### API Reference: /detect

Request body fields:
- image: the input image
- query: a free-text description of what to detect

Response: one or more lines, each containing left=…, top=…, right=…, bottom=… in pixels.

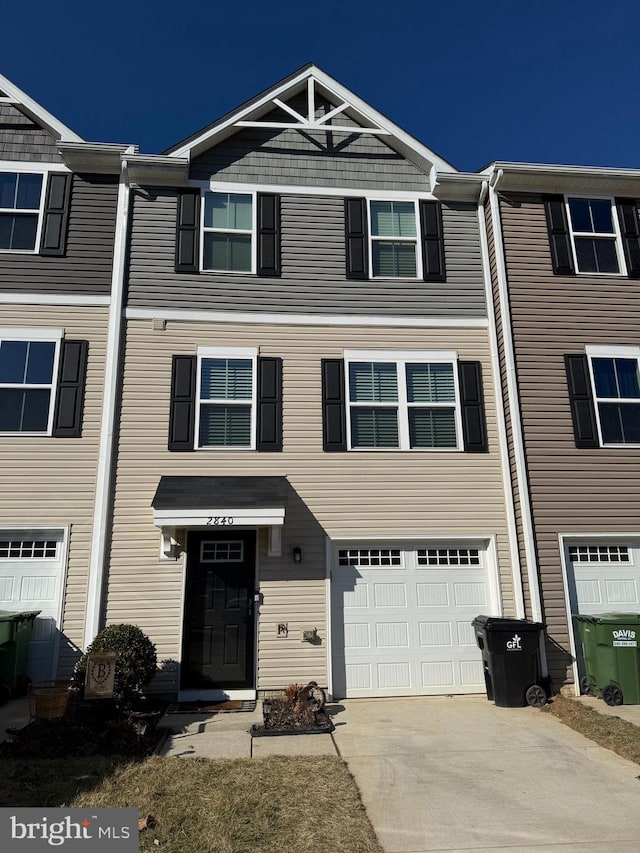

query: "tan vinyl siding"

left=499, top=192, right=640, bottom=686
left=0, top=304, right=109, bottom=676
left=108, top=319, right=515, bottom=693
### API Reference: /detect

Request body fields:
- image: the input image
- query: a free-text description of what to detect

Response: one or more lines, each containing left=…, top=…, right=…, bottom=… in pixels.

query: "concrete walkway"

left=331, top=695, right=640, bottom=853
left=0, top=696, right=29, bottom=741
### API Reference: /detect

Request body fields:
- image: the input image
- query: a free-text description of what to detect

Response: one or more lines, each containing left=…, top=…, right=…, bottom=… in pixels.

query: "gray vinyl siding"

left=499, top=191, right=640, bottom=688
left=0, top=104, right=62, bottom=162
left=127, top=191, right=486, bottom=317
left=0, top=174, right=118, bottom=296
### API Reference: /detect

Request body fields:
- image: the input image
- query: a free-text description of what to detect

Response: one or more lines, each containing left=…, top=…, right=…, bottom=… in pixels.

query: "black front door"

left=181, top=530, right=256, bottom=690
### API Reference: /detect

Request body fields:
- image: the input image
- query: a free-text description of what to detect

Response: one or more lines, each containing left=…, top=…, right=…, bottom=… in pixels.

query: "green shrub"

left=74, top=624, right=157, bottom=704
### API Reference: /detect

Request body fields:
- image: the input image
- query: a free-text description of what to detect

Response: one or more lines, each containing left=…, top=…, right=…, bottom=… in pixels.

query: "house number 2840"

left=206, top=517, right=234, bottom=526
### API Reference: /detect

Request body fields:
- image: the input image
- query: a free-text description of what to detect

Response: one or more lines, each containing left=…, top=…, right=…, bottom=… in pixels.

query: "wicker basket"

left=28, top=680, right=71, bottom=720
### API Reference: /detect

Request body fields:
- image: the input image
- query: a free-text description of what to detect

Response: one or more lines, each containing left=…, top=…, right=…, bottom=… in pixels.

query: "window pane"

left=620, top=404, right=640, bottom=443
left=15, top=174, right=42, bottom=210
left=204, top=193, right=252, bottom=230
left=594, top=239, right=619, bottom=273
left=370, top=201, right=416, bottom=237
left=593, top=358, right=617, bottom=397
left=0, top=388, right=50, bottom=431
left=406, top=363, right=455, bottom=403
left=6, top=215, right=38, bottom=250
left=372, top=242, right=417, bottom=277
left=25, top=342, right=55, bottom=384
left=569, top=198, right=591, bottom=232
left=0, top=173, right=17, bottom=208
left=350, top=407, right=399, bottom=447
left=199, top=404, right=251, bottom=447
left=615, top=358, right=640, bottom=398
left=599, top=403, right=640, bottom=444
left=409, top=408, right=457, bottom=448
left=590, top=199, right=614, bottom=233
left=200, top=358, right=252, bottom=400
left=0, top=340, right=28, bottom=383
left=349, top=362, right=397, bottom=402
left=203, top=233, right=252, bottom=272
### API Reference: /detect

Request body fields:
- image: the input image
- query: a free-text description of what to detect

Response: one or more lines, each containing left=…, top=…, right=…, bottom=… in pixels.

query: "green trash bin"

left=0, top=610, right=41, bottom=703
left=573, top=613, right=640, bottom=706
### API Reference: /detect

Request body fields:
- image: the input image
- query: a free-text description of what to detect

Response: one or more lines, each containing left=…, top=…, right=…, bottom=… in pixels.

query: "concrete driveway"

left=331, top=695, right=640, bottom=853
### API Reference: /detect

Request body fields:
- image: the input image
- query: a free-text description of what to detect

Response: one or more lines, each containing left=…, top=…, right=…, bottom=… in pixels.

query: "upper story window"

left=345, top=351, right=461, bottom=450
left=0, top=332, right=60, bottom=433
left=202, top=192, right=255, bottom=273
left=567, top=196, right=625, bottom=275
left=369, top=200, right=419, bottom=278
left=196, top=347, right=257, bottom=449
left=0, top=172, right=44, bottom=251
left=588, top=348, right=640, bottom=445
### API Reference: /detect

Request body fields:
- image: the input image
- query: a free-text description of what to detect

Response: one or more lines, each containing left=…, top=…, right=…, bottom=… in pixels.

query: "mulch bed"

left=250, top=698, right=335, bottom=737
left=0, top=695, right=166, bottom=759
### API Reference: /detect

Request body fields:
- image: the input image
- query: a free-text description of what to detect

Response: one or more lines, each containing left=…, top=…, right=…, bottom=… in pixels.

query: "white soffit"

left=0, top=72, right=83, bottom=143
left=488, top=162, right=640, bottom=195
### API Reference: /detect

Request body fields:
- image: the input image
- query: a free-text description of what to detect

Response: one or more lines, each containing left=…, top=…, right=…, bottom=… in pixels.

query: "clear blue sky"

left=3, top=0, right=639, bottom=172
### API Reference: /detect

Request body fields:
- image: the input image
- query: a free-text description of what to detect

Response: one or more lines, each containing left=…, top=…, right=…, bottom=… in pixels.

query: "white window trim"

left=586, top=344, right=640, bottom=448
left=194, top=345, right=258, bottom=450
left=199, top=189, right=257, bottom=275
left=367, top=198, right=422, bottom=280
left=0, top=169, right=47, bottom=255
left=0, top=329, right=63, bottom=436
left=343, top=349, right=462, bottom=452
left=565, top=194, right=627, bottom=277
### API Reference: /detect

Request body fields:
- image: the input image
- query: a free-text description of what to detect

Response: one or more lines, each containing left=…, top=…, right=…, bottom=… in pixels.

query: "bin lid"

left=572, top=612, right=640, bottom=625
left=472, top=615, right=544, bottom=631
left=0, top=610, right=41, bottom=621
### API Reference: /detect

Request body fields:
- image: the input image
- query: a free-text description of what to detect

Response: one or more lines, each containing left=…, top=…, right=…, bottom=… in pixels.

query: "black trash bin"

left=472, top=615, right=547, bottom=708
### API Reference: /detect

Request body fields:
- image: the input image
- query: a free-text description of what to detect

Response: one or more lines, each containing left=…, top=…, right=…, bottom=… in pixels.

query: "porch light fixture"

left=292, top=546, right=302, bottom=563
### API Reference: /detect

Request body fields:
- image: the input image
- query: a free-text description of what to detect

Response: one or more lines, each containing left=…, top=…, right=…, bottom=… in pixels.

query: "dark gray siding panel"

left=0, top=104, right=62, bottom=163
left=127, top=191, right=486, bottom=317
left=0, top=174, right=118, bottom=296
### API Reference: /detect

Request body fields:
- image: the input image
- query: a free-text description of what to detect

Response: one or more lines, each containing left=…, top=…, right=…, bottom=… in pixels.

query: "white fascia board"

left=169, top=65, right=455, bottom=176
left=0, top=73, right=83, bottom=143
left=58, top=142, right=139, bottom=175
left=195, top=179, right=435, bottom=200
left=489, top=161, right=640, bottom=195
left=433, top=172, right=486, bottom=202
left=125, top=153, right=190, bottom=186
left=153, top=508, right=286, bottom=527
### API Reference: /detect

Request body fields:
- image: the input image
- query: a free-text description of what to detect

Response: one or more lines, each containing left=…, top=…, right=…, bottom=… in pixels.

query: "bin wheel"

left=0, top=684, right=11, bottom=707
left=525, top=684, right=547, bottom=708
left=579, top=676, right=594, bottom=696
left=602, top=684, right=623, bottom=707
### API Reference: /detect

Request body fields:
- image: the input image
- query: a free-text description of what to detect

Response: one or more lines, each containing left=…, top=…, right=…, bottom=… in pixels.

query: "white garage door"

left=0, top=530, right=66, bottom=682
left=566, top=543, right=640, bottom=616
left=331, top=542, right=498, bottom=698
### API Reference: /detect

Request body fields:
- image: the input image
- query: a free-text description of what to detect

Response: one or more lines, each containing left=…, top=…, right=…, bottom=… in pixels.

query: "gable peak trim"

left=0, top=72, right=83, bottom=143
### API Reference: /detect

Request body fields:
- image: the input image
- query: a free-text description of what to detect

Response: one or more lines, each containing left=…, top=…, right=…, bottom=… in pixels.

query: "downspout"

left=488, top=171, right=547, bottom=675
left=83, top=151, right=133, bottom=647
left=477, top=180, right=525, bottom=619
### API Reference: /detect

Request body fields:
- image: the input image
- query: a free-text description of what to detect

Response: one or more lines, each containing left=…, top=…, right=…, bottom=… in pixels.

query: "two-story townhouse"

left=0, top=73, right=133, bottom=689
left=91, top=65, right=526, bottom=701
left=486, top=162, right=640, bottom=694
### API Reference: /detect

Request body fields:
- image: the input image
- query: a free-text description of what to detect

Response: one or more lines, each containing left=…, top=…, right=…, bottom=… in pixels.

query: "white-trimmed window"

left=0, top=329, right=61, bottom=434
left=566, top=196, right=626, bottom=275
left=368, top=200, right=420, bottom=279
left=587, top=345, right=640, bottom=446
left=345, top=350, right=461, bottom=450
left=0, top=171, right=44, bottom=252
left=202, top=191, right=255, bottom=273
left=196, top=347, right=257, bottom=449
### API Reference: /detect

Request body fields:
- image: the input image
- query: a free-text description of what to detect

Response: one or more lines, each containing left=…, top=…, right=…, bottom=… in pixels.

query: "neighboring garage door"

left=0, top=530, right=66, bottom=682
left=331, top=542, right=498, bottom=698
left=566, top=543, right=640, bottom=617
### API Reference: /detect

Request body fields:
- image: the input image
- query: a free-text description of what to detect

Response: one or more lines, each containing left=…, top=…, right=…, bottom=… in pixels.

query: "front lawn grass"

left=543, top=694, right=640, bottom=765
left=0, top=755, right=383, bottom=853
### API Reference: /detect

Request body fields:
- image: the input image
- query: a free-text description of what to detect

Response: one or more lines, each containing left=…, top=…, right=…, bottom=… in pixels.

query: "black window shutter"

left=419, top=201, right=446, bottom=282
left=543, top=195, right=575, bottom=275
left=52, top=339, right=88, bottom=438
left=457, top=361, right=488, bottom=452
left=40, top=173, right=72, bottom=256
left=321, top=359, right=347, bottom=451
left=564, top=354, right=599, bottom=448
left=257, top=194, right=281, bottom=277
left=168, top=355, right=196, bottom=451
left=615, top=198, right=640, bottom=278
left=257, top=356, right=283, bottom=451
left=344, top=198, right=368, bottom=279
left=175, top=189, right=200, bottom=273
